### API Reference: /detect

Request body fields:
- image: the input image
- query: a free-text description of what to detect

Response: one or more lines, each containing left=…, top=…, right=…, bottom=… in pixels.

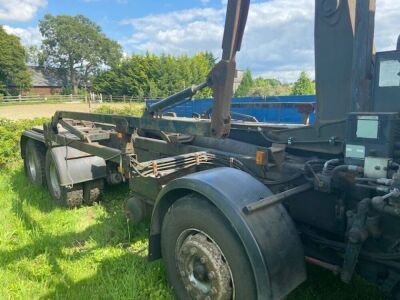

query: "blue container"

left=146, top=95, right=317, bottom=125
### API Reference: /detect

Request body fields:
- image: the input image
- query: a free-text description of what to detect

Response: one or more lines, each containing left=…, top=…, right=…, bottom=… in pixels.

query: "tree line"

left=92, top=52, right=215, bottom=99
left=235, top=69, right=315, bottom=97
left=0, top=14, right=315, bottom=98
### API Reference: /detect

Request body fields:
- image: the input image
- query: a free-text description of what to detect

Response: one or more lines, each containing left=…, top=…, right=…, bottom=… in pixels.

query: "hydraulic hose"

left=332, top=165, right=363, bottom=178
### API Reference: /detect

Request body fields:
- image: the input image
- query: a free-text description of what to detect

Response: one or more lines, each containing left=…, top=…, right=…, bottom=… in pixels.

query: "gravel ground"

left=0, top=102, right=128, bottom=120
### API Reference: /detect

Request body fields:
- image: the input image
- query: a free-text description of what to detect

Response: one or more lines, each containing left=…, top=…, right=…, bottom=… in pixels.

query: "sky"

left=1, top=0, right=400, bottom=82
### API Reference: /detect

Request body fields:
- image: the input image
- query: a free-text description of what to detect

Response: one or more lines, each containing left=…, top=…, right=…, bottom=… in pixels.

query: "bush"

left=94, top=103, right=145, bottom=116
left=0, top=118, right=48, bottom=167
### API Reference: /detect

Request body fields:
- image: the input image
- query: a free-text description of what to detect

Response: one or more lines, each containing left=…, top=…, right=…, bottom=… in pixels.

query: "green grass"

left=94, top=103, right=145, bottom=116
left=0, top=164, right=174, bottom=300
left=0, top=118, right=48, bottom=167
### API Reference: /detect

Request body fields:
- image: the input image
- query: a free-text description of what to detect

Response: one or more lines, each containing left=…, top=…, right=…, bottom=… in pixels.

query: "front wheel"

left=161, top=194, right=257, bottom=300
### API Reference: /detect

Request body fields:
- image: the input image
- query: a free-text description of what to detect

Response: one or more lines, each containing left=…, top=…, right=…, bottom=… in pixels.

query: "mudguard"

left=149, top=167, right=306, bottom=300
left=49, top=146, right=106, bottom=186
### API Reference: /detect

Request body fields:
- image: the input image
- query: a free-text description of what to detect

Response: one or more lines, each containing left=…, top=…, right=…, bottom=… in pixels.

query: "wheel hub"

left=176, top=232, right=233, bottom=300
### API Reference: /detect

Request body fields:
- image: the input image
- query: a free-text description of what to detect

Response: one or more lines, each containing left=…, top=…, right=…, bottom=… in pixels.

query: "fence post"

left=88, top=94, right=92, bottom=113
left=19, top=94, right=22, bottom=102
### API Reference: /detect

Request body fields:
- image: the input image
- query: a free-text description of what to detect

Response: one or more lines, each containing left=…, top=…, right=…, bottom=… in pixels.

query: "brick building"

left=27, top=67, right=64, bottom=95
left=7, top=67, right=65, bottom=96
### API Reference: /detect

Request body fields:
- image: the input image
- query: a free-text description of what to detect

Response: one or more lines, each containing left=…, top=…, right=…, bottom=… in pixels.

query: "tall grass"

left=94, top=103, right=145, bottom=116
left=0, top=118, right=48, bottom=167
left=0, top=165, right=174, bottom=299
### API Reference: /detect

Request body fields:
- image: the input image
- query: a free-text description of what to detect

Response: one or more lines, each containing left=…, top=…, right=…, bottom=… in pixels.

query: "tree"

left=235, top=69, right=253, bottom=97
left=291, top=71, right=315, bottom=95
left=204, top=51, right=216, bottom=68
left=92, top=52, right=214, bottom=98
left=25, top=45, right=45, bottom=66
left=0, top=26, right=31, bottom=95
left=39, top=14, right=122, bottom=94
left=248, top=77, right=292, bottom=96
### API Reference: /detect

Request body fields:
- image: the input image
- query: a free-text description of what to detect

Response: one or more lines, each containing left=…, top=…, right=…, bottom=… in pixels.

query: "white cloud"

left=120, top=7, right=226, bottom=55
left=120, top=0, right=400, bottom=82
left=375, top=0, right=400, bottom=51
left=120, top=1, right=314, bottom=81
left=3, top=25, right=42, bottom=46
left=238, top=0, right=314, bottom=81
left=0, top=0, right=47, bottom=22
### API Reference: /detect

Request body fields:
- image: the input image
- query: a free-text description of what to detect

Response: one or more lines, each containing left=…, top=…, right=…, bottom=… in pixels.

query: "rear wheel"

left=125, top=196, right=148, bottom=224
left=45, top=150, right=83, bottom=208
left=161, top=194, right=257, bottom=300
left=24, top=140, right=46, bottom=186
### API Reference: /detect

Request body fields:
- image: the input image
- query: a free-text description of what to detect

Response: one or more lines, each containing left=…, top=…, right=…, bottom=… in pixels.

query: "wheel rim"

left=175, top=229, right=235, bottom=300
left=49, top=161, right=61, bottom=199
left=27, top=148, right=37, bottom=181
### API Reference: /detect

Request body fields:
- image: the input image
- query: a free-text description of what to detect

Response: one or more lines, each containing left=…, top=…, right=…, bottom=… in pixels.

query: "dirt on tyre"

left=45, top=150, right=83, bottom=208
left=24, top=139, right=46, bottom=186
left=161, top=193, right=257, bottom=300
left=83, top=179, right=104, bottom=205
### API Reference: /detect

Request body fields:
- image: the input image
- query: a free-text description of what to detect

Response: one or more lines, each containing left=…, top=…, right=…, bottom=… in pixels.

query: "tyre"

left=24, top=140, right=46, bottom=186
left=45, top=150, right=83, bottom=208
left=125, top=196, right=152, bottom=224
left=83, top=179, right=104, bottom=205
left=161, top=193, right=257, bottom=300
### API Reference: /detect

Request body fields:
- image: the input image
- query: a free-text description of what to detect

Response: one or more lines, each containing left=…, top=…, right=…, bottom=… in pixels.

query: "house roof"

left=28, top=66, right=64, bottom=87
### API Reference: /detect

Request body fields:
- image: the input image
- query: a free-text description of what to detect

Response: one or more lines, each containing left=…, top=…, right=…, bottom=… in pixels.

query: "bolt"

left=200, top=256, right=207, bottom=264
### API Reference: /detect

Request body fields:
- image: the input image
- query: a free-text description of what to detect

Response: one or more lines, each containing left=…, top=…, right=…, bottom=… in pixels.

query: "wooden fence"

left=0, top=94, right=87, bottom=103
left=0, top=94, right=158, bottom=104
left=97, top=94, right=162, bottom=103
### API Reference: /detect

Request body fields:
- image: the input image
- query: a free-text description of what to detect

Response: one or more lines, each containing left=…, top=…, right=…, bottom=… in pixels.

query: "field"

left=0, top=102, right=143, bottom=120
left=0, top=103, right=388, bottom=299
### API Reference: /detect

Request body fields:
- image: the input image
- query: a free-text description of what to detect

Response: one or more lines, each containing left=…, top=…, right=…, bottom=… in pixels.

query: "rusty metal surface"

left=210, top=0, right=250, bottom=138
